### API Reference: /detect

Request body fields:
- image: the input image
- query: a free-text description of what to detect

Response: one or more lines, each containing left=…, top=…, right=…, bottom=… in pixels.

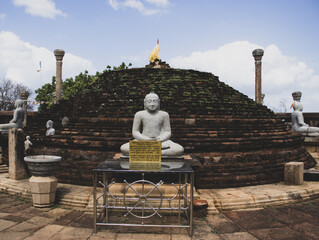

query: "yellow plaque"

left=129, top=141, right=161, bottom=164
left=129, top=162, right=161, bottom=171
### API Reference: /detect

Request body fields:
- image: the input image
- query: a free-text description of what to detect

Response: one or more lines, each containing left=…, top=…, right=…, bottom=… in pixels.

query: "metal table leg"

left=189, top=172, right=194, bottom=236
left=93, top=172, right=97, bottom=233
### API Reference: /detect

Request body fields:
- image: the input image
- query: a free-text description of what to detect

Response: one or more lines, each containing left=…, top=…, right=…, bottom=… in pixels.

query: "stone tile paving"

left=0, top=192, right=319, bottom=240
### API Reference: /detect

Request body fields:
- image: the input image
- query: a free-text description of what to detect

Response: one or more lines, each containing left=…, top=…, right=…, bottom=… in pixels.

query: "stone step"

left=0, top=164, right=9, bottom=173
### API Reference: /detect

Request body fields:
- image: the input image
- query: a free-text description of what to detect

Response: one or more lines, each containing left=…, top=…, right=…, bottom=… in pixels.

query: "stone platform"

left=1, top=191, right=319, bottom=240
left=1, top=171, right=318, bottom=214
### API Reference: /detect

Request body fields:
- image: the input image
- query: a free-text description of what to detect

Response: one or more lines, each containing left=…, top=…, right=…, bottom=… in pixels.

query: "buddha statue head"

left=292, top=101, right=303, bottom=111
left=144, top=92, right=160, bottom=112
left=15, top=99, right=23, bottom=108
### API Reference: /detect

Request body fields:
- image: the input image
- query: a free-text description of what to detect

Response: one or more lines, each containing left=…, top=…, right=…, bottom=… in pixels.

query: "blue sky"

left=0, top=0, right=319, bottom=112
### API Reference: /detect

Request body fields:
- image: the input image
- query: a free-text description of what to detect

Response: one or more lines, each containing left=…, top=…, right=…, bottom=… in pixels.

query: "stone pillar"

left=284, top=162, right=304, bottom=185
left=29, top=176, right=58, bottom=207
left=54, top=49, right=65, bottom=104
left=8, top=128, right=27, bottom=180
left=20, top=90, right=29, bottom=128
left=252, top=49, right=264, bottom=104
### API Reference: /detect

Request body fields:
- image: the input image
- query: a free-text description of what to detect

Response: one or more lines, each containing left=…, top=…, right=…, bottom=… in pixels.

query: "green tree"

left=111, top=62, right=132, bottom=71
left=35, top=63, right=132, bottom=109
left=34, top=77, right=56, bottom=105
left=61, top=70, right=98, bottom=100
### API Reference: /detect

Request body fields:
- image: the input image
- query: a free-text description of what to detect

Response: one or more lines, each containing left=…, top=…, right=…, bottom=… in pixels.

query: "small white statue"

left=0, top=99, right=24, bottom=133
left=62, top=116, right=69, bottom=127
left=46, top=120, right=55, bottom=136
left=24, top=135, right=33, bottom=152
left=120, top=93, right=184, bottom=158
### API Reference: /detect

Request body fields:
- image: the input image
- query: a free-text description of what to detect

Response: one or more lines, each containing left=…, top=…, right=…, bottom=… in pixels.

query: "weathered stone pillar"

left=284, top=162, right=304, bottom=185
left=8, top=128, right=27, bottom=180
left=54, top=49, right=65, bottom=104
left=20, top=90, right=29, bottom=127
left=252, top=49, right=264, bottom=104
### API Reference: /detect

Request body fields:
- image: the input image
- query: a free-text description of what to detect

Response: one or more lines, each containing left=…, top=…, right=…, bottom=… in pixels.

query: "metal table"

left=93, top=161, right=194, bottom=236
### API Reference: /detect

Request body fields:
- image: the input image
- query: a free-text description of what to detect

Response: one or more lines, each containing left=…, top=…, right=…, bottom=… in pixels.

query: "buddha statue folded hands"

left=120, top=93, right=184, bottom=158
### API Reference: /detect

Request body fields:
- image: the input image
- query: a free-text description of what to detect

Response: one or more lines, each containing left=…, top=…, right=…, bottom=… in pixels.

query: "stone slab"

left=49, top=226, right=93, bottom=240
left=291, top=222, right=319, bottom=239
left=223, top=210, right=285, bottom=229
left=205, top=214, right=243, bottom=234
left=53, top=210, right=84, bottom=226
left=24, top=224, right=64, bottom=240
left=5, top=221, right=41, bottom=233
left=0, top=231, right=30, bottom=240
left=249, top=227, right=310, bottom=240
left=0, top=218, right=17, bottom=231
left=220, top=232, right=258, bottom=240
left=26, top=216, right=56, bottom=226
left=0, top=212, right=9, bottom=218
left=89, top=229, right=117, bottom=240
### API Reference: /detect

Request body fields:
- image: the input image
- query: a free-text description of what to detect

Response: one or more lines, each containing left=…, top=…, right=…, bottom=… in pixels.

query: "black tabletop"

left=94, top=160, right=194, bottom=173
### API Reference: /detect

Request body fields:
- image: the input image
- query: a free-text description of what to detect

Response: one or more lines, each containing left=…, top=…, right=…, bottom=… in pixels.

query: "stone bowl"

left=24, top=155, right=61, bottom=177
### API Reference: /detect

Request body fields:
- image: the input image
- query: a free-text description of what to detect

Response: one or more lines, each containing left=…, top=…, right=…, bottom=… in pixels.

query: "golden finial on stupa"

left=149, top=39, right=159, bottom=63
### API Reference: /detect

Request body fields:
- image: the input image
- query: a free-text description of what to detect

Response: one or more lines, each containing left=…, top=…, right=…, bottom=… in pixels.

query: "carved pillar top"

left=292, top=91, right=302, bottom=101
left=54, top=49, right=65, bottom=61
left=252, top=49, right=264, bottom=61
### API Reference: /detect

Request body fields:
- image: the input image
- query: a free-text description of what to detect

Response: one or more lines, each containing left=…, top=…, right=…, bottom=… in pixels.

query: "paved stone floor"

left=0, top=193, right=319, bottom=240
left=0, top=192, right=319, bottom=239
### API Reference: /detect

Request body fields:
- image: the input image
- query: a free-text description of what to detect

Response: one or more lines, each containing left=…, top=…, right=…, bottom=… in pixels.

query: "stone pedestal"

left=8, top=128, right=27, bottom=180
left=29, top=176, right=58, bottom=207
left=304, top=137, right=319, bottom=169
left=284, top=162, right=304, bottom=185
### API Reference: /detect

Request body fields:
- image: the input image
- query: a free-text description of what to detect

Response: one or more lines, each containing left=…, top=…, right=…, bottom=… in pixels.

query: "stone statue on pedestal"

left=120, top=93, right=184, bottom=158
left=24, top=135, right=33, bottom=153
left=291, top=91, right=319, bottom=136
left=46, top=120, right=55, bottom=136
left=0, top=100, right=24, bottom=133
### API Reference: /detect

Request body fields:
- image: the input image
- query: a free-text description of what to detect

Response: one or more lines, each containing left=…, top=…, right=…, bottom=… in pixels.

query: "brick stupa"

left=24, top=68, right=316, bottom=188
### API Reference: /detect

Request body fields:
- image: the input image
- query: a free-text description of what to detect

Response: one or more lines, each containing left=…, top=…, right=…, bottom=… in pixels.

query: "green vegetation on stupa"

left=37, top=67, right=274, bottom=119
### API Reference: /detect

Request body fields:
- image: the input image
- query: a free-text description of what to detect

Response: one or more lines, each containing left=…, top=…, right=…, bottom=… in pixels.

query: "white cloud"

left=108, top=0, right=169, bottom=15
left=0, top=31, right=96, bottom=92
left=170, top=41, right=319, bottom=112
left=145, top=0, right=169, bottom=7
left=12, top=0, right=66, bottom=19
left=0, top=13, right=6, bottom=22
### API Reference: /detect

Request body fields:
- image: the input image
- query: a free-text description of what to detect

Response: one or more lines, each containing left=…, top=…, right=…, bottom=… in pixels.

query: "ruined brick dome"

left=27, top=68, right=316, bottom=188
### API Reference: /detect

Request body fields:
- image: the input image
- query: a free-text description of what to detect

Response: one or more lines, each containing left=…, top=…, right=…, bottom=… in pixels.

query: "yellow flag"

left=149, top=40, right=159, bottom=63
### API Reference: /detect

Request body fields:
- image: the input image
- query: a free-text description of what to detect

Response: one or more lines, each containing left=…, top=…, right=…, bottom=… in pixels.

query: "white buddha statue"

left=291, top=101, right=319, bottom=136
left=120, top=93, right=184, bottom=158
left=0, top=99, right=24, bottom=133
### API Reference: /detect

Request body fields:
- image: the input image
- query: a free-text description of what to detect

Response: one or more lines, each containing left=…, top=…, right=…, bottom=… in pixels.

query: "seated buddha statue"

left=0, top=99, right=24, bottom=133
left=291, top=101, right=319, bottom=136
left=120, top=93, right=184, bottom=158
